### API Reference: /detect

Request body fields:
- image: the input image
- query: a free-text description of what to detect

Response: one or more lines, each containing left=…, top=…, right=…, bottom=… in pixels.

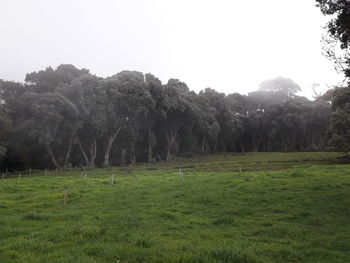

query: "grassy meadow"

left=0, top=152, right=349, bottom=262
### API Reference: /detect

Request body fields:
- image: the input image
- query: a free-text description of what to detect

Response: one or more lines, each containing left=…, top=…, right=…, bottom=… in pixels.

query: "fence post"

left=64, top=189, right=68, bottom=206
left=179, top=168, right=184, bottom=183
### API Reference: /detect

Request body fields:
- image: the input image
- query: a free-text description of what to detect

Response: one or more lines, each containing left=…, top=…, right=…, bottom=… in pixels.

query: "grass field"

left=0, top=152, right=349, bottom=262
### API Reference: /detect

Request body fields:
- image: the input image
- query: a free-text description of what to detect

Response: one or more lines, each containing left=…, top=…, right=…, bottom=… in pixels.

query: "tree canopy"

left=0, top=65, right=334, bottom=170
left=316, top=0, right=350, bottom=154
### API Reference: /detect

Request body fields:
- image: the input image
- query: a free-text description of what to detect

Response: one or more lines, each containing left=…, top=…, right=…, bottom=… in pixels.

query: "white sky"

left=0, top=0, right=344, bottom=98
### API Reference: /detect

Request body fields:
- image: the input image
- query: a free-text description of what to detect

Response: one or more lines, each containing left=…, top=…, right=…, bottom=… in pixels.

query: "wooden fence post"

left=64, top=189, right=68, bottom=206
left=179, top=168, right=184, bottom=183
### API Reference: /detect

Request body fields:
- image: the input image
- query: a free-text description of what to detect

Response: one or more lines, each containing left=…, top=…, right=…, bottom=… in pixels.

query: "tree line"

left=0, top=66, right=333, bottom=170
left=1, top=0, right=350, bottom=170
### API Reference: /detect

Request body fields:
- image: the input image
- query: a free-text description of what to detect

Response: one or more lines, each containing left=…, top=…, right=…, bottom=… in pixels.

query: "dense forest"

left=0, top=67, right=333, bottom=170
left=0, top=0, right=349, bottom=170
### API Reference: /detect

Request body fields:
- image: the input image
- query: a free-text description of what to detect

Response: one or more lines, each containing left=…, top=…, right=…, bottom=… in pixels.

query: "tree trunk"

left=283, top=137, right=290, bottom=151
left=253, top=136, right=260, bottom=152
left=103, top=128, right=121, bottom=167
left=127, top=155, right=136, bottom=174
left=201, top=135, right=206, bottom=154
left=148, top=145, right=153, bottom=163
left=89, top=140, right=97, bottom=167
left=252, top=138, right=257, bottom=152
left=76, top=137, right=90, bottom=166
left=166, top=127, right=179, bottom=162
left=166, top=144, right=171, bottom=162
left=285, top=136, right=292, bottom=151
left=64, top=136, right=73, bottom=168
left=121, top=148, right=127, bottom=166
left=148, top=124, right=153, bottom=163
left=46, top=143, right=61, bottom=169
left=231, top=141, right=236, bottom=152
left=239, top=141, right=245, bottom=153
left=213, top=142, right=218, bottom=153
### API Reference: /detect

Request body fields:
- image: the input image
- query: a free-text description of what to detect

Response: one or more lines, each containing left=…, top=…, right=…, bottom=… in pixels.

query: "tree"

left=25, top=64, right=89, bottom=93
left=15, top=65, right=90, bottom=168
left=195, top=91, right=221, bottom=153
left=145, top=74, right=166, bottom=162
left=16, top=92, right=65, bottom=168
left=316, top=0, right=350, bottom=80
left=104, top=71, right=154, bottom=166
left=328, top=87, right=350, bottom=152
left=258, top=77, right=301, bottom=100
left=62, top=74, right=105, bottom=167
left=316, top=0, right=350, bottom=154
left=0, top=80, right=20, bottom=159
left=0, top=107, right=12, bottom=158
left=0, top=64, right=336, bottom=170
left=163, top=79, right=197, bottom=161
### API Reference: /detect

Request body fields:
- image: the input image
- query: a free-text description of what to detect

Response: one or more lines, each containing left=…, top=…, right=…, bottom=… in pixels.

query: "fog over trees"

left=0, top=65, right=333, bottom=170
left=0, top=0, right=349, bottom=170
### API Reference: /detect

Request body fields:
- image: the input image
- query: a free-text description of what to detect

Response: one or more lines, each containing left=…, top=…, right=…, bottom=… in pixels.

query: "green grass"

left=0, top=152, right=349, bottom=262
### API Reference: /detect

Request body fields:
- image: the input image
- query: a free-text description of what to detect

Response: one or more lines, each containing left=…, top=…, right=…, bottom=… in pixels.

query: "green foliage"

left=259, top=76, right=301, bottom=99
left=316, top=0, right=350, bottom=155
left=0, top=107, right=12, bottom=158
left=328, top=86, right=350, bottom=152
left=0, top=65, right=334, bottom=169
left=316, top=0, right=350, bottom=79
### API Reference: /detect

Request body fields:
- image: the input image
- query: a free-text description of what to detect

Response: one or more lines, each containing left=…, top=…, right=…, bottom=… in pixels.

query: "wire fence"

left=0, top=169, right=212, bottom=213
left=0, top=162, right=252, bottom=211
left=0, top=161, right=254, bottom=181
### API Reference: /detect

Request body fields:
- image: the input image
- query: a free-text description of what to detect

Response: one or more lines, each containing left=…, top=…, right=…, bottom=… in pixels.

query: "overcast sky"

left=0, top=0, right=344, bottom=98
